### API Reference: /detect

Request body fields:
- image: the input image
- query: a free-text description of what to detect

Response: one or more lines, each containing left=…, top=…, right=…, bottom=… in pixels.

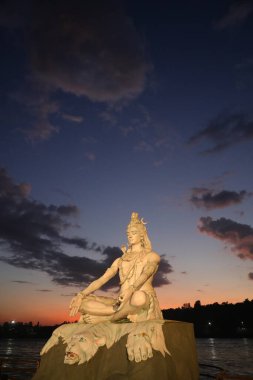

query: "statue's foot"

left=82, top=314, right=111, bottom=324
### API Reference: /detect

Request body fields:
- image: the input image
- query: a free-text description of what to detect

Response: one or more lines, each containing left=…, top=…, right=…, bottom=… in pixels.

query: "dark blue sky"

left=0, top=0, right=253, bottom=324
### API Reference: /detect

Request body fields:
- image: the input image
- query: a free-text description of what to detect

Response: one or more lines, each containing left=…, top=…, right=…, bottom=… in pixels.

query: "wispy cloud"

left=190, top=188, right=251, bottom=210
left=61, top=113, right=84, bottom=123
left=214, top=1, right=253, bottom=30
left=198, top=216, right=253, bottom=260
left=188, top=112, right=253, bottom=154
left=0, top=168, right=171, bottom=289
left=12, top=88, right=59, bottom=142
left=85, top=152, right=96, bottom=161
left=134, top=140, right=154, bottom=152
left=100, top=110, right=118, bottom=126
left=11, top=280, right=34, bottom=284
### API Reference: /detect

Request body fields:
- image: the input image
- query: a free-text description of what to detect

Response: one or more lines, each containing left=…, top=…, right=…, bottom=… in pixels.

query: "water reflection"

left=197, top=338, right=253, bottom=376
left=0, top=338, right=253, bottom=377
left=242, top=338, right=250, bottom=358
left=5, top=339, right=14, bottom=355
left=208, top=338, right=217, bottom=360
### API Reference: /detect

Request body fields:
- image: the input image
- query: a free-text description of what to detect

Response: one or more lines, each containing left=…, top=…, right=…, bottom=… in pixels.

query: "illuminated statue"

left=38, top=212, right=198, bottom=378
left=69, top=212, right=163, bottom=323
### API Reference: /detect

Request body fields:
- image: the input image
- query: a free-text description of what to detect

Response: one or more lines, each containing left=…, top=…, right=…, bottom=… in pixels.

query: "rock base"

left=32, top=320, right=199, bottom=380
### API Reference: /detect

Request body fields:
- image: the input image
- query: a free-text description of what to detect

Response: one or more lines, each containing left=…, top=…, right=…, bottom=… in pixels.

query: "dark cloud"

left=248, top=273, right=253, bottom=280
left=188, top=113, right=253, bottom=154
left=198, top=217, right=253, bottom=260
left=36, top=289, right=52, bottom=292
left=153, top=255, right=173, bottom=288
left=0, top=167, right=103, bottom=286
left=0, top=168, right=171, bottom=289
left=190, top=188, right=251, bottom=210
left=214, top=1, right=253, bottom=30
left=0, top=0, right=150, bottom=141
left=11, top=280, right=33, bottom=284
left=28, top=0, right=149, bottom=102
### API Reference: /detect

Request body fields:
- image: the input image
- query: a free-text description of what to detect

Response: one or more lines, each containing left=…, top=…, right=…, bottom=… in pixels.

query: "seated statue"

left=69, top=212, right=163, bottom=323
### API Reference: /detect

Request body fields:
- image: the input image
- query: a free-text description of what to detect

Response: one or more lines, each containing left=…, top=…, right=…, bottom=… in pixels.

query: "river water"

left=0, top=337, right=253, bottom=378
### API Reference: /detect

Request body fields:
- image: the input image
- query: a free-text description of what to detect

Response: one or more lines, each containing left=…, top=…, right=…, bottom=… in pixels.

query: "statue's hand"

left=69, top=293, right=83, bottom=316
left=118, top=287, right=134, bottom=308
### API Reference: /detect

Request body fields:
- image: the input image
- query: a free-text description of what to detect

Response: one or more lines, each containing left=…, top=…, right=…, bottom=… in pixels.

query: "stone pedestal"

left=32, top=320, right=199, bottom=380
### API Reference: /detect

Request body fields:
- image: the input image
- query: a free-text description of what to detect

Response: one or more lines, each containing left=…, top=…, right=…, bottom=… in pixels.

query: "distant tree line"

left=162, top=298, right=253, bottom=338
left=0, top=321, right=62, bottom=339
left=1, top=299, right=253, bottom=339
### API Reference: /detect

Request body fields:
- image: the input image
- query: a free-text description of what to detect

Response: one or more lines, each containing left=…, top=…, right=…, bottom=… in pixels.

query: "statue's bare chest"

left=119, top=253, right=147, bottom=285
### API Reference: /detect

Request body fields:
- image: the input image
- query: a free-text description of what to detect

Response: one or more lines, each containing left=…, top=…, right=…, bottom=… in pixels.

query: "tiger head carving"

left=64, top=331, right=106, bottom=365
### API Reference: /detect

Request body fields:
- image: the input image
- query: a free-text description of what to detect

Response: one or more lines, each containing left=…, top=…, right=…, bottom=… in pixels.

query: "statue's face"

left=127, top=226, right=142, bottom=246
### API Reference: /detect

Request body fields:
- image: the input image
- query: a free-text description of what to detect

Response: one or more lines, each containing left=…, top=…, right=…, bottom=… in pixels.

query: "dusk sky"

left=0, top=0, right=253, bottom=325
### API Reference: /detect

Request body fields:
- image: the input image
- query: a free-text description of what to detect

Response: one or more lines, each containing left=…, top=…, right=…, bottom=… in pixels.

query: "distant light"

left=11, top=320, right=16, bottom=324
left=208, top=322, right=212, bottom=326
left=241, top=321, right=244, bottom=325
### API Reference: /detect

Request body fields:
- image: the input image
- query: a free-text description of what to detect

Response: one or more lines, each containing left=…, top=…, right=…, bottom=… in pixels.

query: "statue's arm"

left=69, top=258, right=120, bottom=316
left=132, top=252, right=160, bottom=291
left=81, top=258, right=120, bottom=296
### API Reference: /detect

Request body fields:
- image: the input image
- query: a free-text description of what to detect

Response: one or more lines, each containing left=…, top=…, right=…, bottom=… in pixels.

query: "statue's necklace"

left=122, top=249, right=140, bottom=261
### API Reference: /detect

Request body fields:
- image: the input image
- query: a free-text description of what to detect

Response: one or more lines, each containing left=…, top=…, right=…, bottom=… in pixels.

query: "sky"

left=0, top=0, right=253, bottom=325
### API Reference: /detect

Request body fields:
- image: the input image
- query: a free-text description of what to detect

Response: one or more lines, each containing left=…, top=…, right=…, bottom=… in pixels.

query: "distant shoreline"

left=1, top=299, right=252, bottom=339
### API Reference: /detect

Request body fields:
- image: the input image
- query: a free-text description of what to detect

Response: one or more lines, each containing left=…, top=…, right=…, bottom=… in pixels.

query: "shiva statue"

left=69, top=212, right=163, bottom=323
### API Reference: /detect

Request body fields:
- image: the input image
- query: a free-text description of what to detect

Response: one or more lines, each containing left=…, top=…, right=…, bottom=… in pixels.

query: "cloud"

left=248, top=273, right=253, bottom=280
left=188, top=112, right=253, bottom=154
left=100, top=110, right=118, bottom=126
left=198, top=217, right=253, bottom=260
left=153, top=255, right=173, bottom=287
left=0, top=0, right=150, bottom=141
left=11, top=280, right=34, bottom=284
left=61, top=113, right=84, bottom=123
left=0, top=167, right=101, bottom=287
left=134, top=140, right=154, bottom=153
left=36, top=289, right=52, bottom=292
left=85, top=152, right=96, bottom=161
left=13, top=89, right=60, bottom=142
left=190, top=188, right=251, bottom=210
left=29, top=0, right=149, bottom=102
left=0, top=168, right=171, bottom=289
left=214, top=1, right=253, bottom=29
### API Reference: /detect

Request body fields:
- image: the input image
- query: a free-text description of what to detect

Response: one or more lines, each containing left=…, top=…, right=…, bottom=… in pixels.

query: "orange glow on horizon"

left=1, top=294, right=251, bottom=325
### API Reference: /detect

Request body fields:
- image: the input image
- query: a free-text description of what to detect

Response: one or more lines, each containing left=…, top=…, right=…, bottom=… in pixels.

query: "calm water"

left=0, top=338, right=253, bottom=378
left=197, top=338, right=253, bottom=376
